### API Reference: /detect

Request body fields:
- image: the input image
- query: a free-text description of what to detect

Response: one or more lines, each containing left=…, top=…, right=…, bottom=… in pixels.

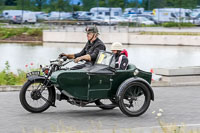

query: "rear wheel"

left=95, top=99, right=117, bottom=110
left=118, top=81, right=151, bottom=117
left=19, top=79, right=55, bottom=113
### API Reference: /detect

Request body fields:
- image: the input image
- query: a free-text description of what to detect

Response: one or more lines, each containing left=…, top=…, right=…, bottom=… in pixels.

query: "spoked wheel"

left=19, top=79, right=55, bottom=113
left=118, top=81, right=151, bottom=117
left=95, top=99, right=117, bottom=110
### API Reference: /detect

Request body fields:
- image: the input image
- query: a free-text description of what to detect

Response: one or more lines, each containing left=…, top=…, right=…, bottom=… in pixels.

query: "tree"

left=0, top=0, right=5, bottom=12
left=33, top=0, right=47, bottom=11
left=99, top=0, right=107, bottom=7
left=165, top=0, right=197, bottom=9
left=17, top=0, right=32, bottom=10
left=149, top=0, right=166, bottom=9
left=81, top=0, right=96, bottom=11
left=72, top=4, right=82, bottom=11
left=0, top=0, right=5, bottom=6
left=107, top=0, right=125, bottom=8
left=46, top=0, right=72, bottom=12
left=5, top=0, right=17, bottom=6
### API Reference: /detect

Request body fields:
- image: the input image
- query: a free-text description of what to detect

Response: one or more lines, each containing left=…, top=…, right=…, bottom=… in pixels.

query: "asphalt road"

left=0, top=86, right=200, bottom=133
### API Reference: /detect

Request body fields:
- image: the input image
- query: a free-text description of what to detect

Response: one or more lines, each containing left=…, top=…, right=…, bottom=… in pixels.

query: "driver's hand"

left=59, top=53, right=66, bottom=57
left=74, top=57, right=82, bottom=63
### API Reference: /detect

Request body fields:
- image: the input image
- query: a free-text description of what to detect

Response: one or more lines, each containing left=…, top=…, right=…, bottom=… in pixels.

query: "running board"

left=84, top=104, right=117, bottom=108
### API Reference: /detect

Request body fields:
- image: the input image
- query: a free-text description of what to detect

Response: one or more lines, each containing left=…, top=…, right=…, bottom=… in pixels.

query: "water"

left=1, top=43, right=200, bottom=73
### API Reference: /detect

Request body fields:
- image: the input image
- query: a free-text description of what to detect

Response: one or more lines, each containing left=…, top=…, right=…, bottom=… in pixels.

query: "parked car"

left=90, top=16, right=106, bottom=25
left=8, top=12, right=37, bottom=24
left=136, top=14, right=159, bottom=24
left=77, top=11, right=93, bottom=21
left=47, top=12, right=72, bottom=20
left=8, top=15, right=22, bottom=24
left=36, top=13, right=49, bottom=20
left=104, top=16, right=129, bottom=25
left=131, top=17, right=155, bottom=25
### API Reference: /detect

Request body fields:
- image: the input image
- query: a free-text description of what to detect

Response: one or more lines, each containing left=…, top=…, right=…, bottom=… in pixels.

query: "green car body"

left=50, top=54, right=152, bottom=101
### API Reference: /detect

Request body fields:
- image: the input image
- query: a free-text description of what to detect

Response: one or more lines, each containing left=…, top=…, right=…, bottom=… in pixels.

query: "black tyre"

left=95, top=99, right=117, bottom=110
left=118, top=80, right=151, bottom=117
left=19, top=79, right=55, bottom=113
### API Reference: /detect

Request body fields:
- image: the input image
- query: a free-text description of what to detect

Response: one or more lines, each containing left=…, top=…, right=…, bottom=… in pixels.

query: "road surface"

left=0, top=86, right=200, bottom=133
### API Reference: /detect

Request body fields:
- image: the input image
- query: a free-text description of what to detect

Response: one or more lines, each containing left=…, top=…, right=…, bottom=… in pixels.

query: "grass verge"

left=0, top=27, right=43, bottom=39
left=139, top=31, right=200, bottom=36
left=0, top=61, right=40, bottom=85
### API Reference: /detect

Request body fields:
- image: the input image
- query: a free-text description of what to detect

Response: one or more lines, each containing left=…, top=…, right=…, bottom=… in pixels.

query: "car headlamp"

left=133, top=69, right=139, bottom=76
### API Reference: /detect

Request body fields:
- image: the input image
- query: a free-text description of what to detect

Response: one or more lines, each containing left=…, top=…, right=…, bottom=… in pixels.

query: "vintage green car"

left=19, top=51, right=154, bottom=117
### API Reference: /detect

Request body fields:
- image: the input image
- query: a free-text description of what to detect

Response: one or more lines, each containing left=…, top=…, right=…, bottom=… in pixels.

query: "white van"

left=152, top=8, right=191, bottom=23
left=22, top=12, right=37, bottom=24
left=3, top=10, right=30, bottom=18
left=90, top=7, right=122, bottom=18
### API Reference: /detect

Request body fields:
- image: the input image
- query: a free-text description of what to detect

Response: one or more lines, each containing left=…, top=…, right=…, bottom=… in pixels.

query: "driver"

left=111, top=42, right=128, bottom=70
left=60, top=26, right=106, bottom=70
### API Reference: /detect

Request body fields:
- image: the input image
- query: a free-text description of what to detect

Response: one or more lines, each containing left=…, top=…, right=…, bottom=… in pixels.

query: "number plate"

left=26, top=71, right=40, bottom=78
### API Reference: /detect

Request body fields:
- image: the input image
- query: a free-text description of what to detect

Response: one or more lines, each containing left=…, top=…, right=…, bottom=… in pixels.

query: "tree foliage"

left=1, top=0, right=200, bottom=12
left=82, top=0, right=96, bottom=11
left=5, top=0, right=17, bottom=6
left=142, top=0, right=198, bottom=10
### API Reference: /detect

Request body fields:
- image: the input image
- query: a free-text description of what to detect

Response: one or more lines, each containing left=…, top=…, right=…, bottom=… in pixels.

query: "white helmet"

left=111, top=42, right=123, bottom=51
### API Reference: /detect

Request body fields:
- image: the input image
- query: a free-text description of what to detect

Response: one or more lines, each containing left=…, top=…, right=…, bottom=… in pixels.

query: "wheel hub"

left=31, top=90, right=41, bottom=100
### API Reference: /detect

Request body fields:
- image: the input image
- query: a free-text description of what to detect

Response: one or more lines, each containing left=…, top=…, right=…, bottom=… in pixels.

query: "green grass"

left=162, top=22, right=195, bottom=27
left=27, top=28, right=43, bottom=36
left=0, top=61, right=41, bottom=85
left=0, top=6, right=18, bottom=12
left=118, top=22, right=195, bottom=28
left=0, top=23, right=6, bottom=26
left=0, top=61, right=25, bottom=85
left=139, top=31, right=200, bottom=36
left=0, top=27, right=43, bottom=39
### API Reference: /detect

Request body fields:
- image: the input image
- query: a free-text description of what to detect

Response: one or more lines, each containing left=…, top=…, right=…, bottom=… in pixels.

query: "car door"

left=88, top=70, right=114, bottom=100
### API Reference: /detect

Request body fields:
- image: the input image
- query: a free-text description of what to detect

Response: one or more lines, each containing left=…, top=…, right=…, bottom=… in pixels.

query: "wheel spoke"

left=40, top=95, right=48, bottom=102
left=24, top=81, right=50, bottom=109
left=123, top=86, right=145, bottom=112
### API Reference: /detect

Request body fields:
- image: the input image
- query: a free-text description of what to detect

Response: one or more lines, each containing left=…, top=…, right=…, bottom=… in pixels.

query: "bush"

left=0, top=61, right=17, bottom=85
left=0, top=61, right=42, bottom=85
left=27, top=28, right=42, bottom=36
left=118, top=22, right=141, bottom=27
left=0, top=27, right=27, bottom=39
left=162, top=22, right=195, bottom=27
left=0, top=27, right=43, bottom=39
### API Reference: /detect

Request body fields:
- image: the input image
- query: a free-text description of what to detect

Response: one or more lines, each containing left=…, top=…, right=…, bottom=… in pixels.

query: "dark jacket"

left=115, top=53, right=129, bottom=70
left=74, top=38, right=106, bottom=64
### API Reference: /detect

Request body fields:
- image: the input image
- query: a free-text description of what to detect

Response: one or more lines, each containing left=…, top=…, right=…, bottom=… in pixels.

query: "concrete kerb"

left=49, top=124, right=200, bottom=133
left=0, top=85, right=22, bottom=92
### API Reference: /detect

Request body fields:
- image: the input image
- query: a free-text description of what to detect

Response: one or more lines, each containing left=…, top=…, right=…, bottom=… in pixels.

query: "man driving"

left=60, top=26, right=106, bottom=70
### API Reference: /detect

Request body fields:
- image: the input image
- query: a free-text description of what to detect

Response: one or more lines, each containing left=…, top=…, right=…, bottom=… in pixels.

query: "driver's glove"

left=59, top=53, right=66, bottom=57
left=59, top=53, right=75, bottom=59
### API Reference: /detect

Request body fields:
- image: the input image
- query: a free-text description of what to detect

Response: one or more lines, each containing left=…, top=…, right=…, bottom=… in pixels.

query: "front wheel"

left=118, top=81, right=151, bottom=117
left=19, top=79, right=55, bottom=113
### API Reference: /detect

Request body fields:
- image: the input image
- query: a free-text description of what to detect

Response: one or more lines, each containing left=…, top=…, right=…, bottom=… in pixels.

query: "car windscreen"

left=95, top=51, right=115, bottom=68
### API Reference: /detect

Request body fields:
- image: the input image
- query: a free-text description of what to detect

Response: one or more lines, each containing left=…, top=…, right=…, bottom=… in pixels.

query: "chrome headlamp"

left=133, top=69, right=139, bottom=76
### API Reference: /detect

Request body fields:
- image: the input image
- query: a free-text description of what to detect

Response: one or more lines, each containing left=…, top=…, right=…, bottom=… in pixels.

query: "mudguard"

left=26, top=75, right=56, bottom=106
left=27, top=75, right=46, bottom=81
left=116, top=77, right=154, bottom=101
